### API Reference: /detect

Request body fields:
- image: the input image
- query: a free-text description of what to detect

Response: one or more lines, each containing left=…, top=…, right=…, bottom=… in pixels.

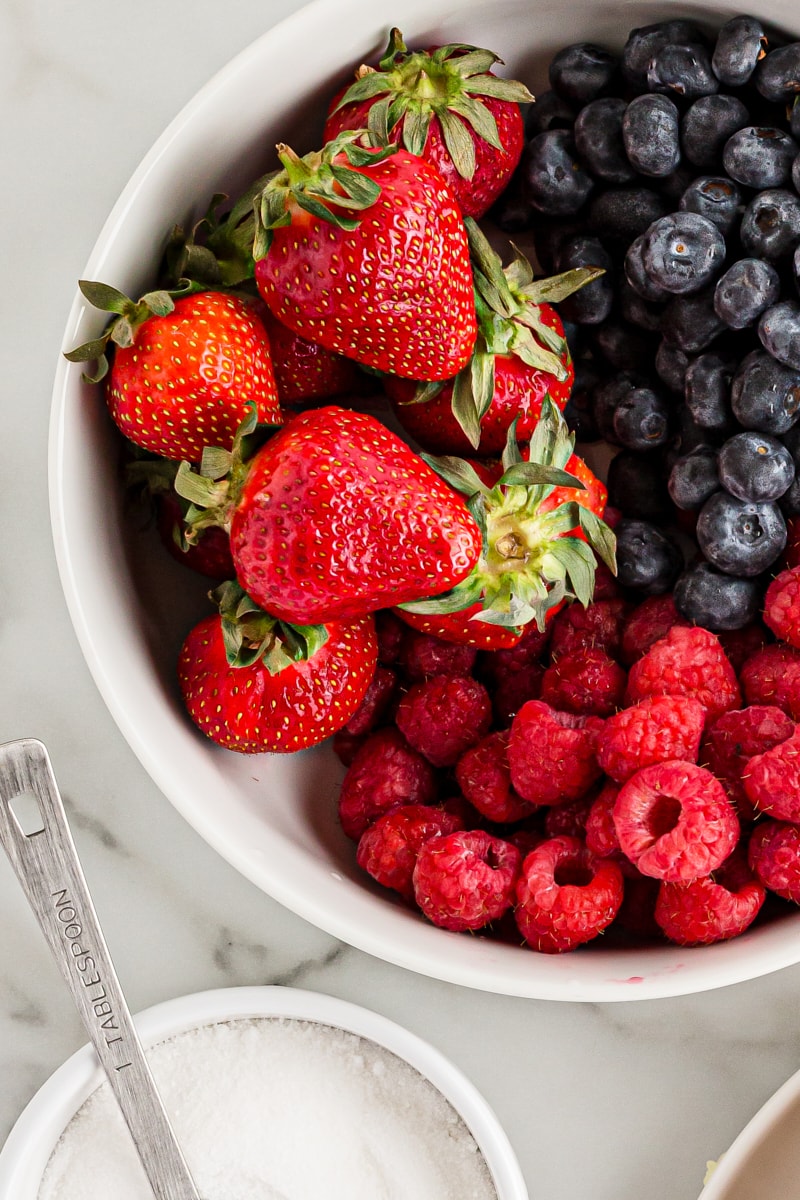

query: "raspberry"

left=508, top=700, right=603, bottom=805
left=613, top=761, right=740, bottom=882
left=624, top=625, right=741, bottom=722
left=543, top=794, right=594, bottom=839
left=356, top=804, right=463, bottom=899
left=488, top=666, right=545, bottom=728
left=514, top=835, right=624, bottom=953
left=540, top=647, right=627, bottom=717
left=548, top=598, right=629, bottom=661
left=412, top=830, right=521, bottom=931
left=764, top=567, right=800, bottom=648
left=748, top=819, right=800, bottom=902
left=395, top=674, right=491, bottom=767
left=399, top=629, right=478, bottom=682
left=585, top=781, right=622, bottom=858
left=702, top=705, right=794, bottom=820
left=338, top=728, right=438, bottom=840
left=375, top=610, right=406, bottom=664
left=740, top=643, right=800, bottom=719
left=455, top=732, right=535, bottom=823
left=654, top=849, right=766, bottom=946
left=619, top=594, right=690, bottom=666
left=477, top=622, right=550, bottom=726
left=716, top=622, right=770, bottom=675
left=332, top=728, right=366, bottom=766
left=743, top=728, right=800, bottom=822
left=344, top=666, right=397, bottom=736
left=614, top=872, right=662, bottom=939
left=592, top=558, right=622, bottom=600
left=597, top=695, right=706, bottom=783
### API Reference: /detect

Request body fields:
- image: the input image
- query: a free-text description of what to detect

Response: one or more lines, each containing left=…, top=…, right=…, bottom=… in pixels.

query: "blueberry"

left=625, top=235, right=671, bottom=302
left=712, top=16, right=767, bottom=87
left=612, top=385, right=673, bottom=451
left=521, top=130, right=595, bottom=215
left=754, top=43, right=800, bottom=103
left=673, top=560, right=762, bottom=630
left=525, top=90, right=576, bottom=137
left=730, top=350, right=800, bottom=434
left=591, top=372, right=648, bottom=444
left=696, top=491, right=786, bottom=576
left=622, top=94, right=681, bottom=178
left=573, top=98, right=636, bottom=184
left=679, top=176, right=741, bottom=237
left=647, top=42, right=718, bottom=100
left=657, top=164, right=699, bottom=205
left=563, top=359, right=604, bottom=442
left=549, top=43, right=619, bottom=105
left=489, top=173, right=534, bottom=234
left=614, top=518, right=684, bottom=595
left=621, top=20, right=707, bottom=90
left=661, top=288, right=727, bottom=354
left=795, top=245, right=800, bottom=296
left=713, top=258, right=781, bottom=329
left=530, top=216, right=584, bottom=273
left=759, top=301, right=800, bottom=371
left=668, top=445, right=720, bottom=510
left=668, top=404, right=723, bottom=461
left=792, top=98, right=800, bottom=140
left=683, top=352, right=736, bottom=432
left=739, top=189, right=800, bottom=262
left=619, top=280, right=664, bottom=333
left=717, top=431, right=795, bottom=503
left=655, top=340, right=692, bottom=393
left=588, top=320, right=659, bottom=374
left=642, top=212, right=725, bottom=295
left=607, top=450, right=673, bottom=522
left=588, top=187, right=668, bottom=244
left=680, top=95, right=751, bottom=171
left=556, top=235, right=614, bottom=325
left=722, top=127, right=799, bottom=189
left=794, top=152, right=800, bottom=194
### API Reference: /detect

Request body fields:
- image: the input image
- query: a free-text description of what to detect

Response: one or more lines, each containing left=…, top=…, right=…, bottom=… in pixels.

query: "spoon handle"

left=0, top=738, right=202, bottom=1200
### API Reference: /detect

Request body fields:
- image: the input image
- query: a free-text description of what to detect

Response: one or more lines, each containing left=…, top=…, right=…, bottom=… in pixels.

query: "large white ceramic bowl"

left=50, top=0, right=800, bottom=1001
left=0, top=986, right=526, bottom=1199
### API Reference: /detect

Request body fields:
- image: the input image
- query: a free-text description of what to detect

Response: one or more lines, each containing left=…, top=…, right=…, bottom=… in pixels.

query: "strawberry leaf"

left=420, top=453, right=490, bottom=497
left=520, top=266, right=606, bottom=306
left=499, top=463, right=585, bottom=489
left=447, top=48, right=502, bottom=76
left=402, top=107, right=434, bottom=157
left=293, top=192, right=361, bottom=229
left=450, top=368, right=482, bottom=449
left=437, top=108, right=476, bottom=180
left=77, top=280, right=131, bottom=314
left=462, top=76, right=535, bottom=103
left=449, top=94, right=503, bottom=151
left=579, top=508, right=618, bottom=573
left=333, top=69, right=394, bottom=109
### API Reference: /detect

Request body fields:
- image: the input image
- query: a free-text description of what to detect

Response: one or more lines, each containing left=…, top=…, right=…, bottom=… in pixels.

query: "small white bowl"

left=698, top=1062, right=800, bottom=1199
left=0, top=985, right=527, bottom=1200
left=50, top=0, right=800, bottom=1001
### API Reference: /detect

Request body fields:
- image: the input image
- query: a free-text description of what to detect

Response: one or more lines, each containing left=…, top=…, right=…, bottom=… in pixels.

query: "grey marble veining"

left=4, top=4, right=800, bottom=1199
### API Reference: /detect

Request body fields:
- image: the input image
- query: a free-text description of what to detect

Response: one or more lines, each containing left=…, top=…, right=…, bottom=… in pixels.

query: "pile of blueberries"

left=494, top=15, right=800, bottom=631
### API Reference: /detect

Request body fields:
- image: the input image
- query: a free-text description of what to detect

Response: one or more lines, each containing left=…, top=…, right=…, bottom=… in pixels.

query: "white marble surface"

left=4, top=3, right=800, bottom=1198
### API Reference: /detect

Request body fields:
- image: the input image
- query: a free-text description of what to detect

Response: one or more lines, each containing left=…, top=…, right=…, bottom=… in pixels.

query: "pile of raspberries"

left=332, top=556, right=800, bottom=954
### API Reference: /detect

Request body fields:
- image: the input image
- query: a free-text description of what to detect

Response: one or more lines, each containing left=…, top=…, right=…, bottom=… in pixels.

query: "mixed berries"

left=66, top=16, right=800, bottom=956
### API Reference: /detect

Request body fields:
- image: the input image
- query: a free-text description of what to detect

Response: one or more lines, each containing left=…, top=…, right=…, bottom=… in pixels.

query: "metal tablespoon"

left=0, top=737, right=202, bottom=1200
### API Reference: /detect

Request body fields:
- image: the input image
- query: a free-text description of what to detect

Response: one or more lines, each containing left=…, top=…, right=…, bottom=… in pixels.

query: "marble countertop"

left=4, top=2, right=800, bottom=1197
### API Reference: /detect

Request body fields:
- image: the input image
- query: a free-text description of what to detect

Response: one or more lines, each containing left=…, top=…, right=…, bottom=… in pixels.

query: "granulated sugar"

left=38, top=1016, right=498, bottom=1200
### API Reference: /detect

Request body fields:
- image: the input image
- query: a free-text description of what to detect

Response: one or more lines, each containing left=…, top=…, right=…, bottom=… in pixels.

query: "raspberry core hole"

left=647, top=793, right=682, bottom=842
left=554, top=863, right=593, bottom=888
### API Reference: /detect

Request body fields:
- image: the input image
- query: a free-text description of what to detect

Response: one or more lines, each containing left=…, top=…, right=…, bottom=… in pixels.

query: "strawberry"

left=66, top=285, right=283, bottom=461
left=258, top=306, right=362, bottom=407
left=249, top=132, right=477, bottom=381
left=177, top=582, right=377, bottom=754
left=394, top=605, right=526, bottom=650
left=384, top=220, right=602, bottom=453
left=398, top=397, right=616, bottom=634
left=323, top=29, right=533, bottom=219
left=175, top=405, right=483, bottom=626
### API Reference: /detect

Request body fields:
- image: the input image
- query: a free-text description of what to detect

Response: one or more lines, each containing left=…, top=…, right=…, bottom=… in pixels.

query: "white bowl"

left=698, top=1061, right=800, bottom=1199
left=0, top=986, right=526, bottom=1199
left=50, top=0, right=800, bottom=1001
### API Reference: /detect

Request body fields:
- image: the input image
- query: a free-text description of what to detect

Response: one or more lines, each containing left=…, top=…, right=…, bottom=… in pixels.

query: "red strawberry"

left=258, top=306, right=362, bottom=406
left=385, top=220, right=601, bottom=453
left=176, top=405, right=483, bottom=626
left=66, top=285, right=283, bottom=461
left=323, top=29, right=533, bottom=219
left=398, top=398, right=615, bottom=634
left=177, top=582, right=377, bottom=754
left=250, top=133, right=476, bottom=381
left=394, top=604, right=525, bottom=650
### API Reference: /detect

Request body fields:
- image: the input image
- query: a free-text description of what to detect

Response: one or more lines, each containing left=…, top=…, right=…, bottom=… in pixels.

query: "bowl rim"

left=47, top=0, right=800, bottom=1003
left=0, top=984, right=528, bottom=1199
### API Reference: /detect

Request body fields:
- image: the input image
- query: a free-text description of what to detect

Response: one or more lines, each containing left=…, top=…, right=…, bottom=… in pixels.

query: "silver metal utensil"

left=0, top=737, right=202, bottom=1200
